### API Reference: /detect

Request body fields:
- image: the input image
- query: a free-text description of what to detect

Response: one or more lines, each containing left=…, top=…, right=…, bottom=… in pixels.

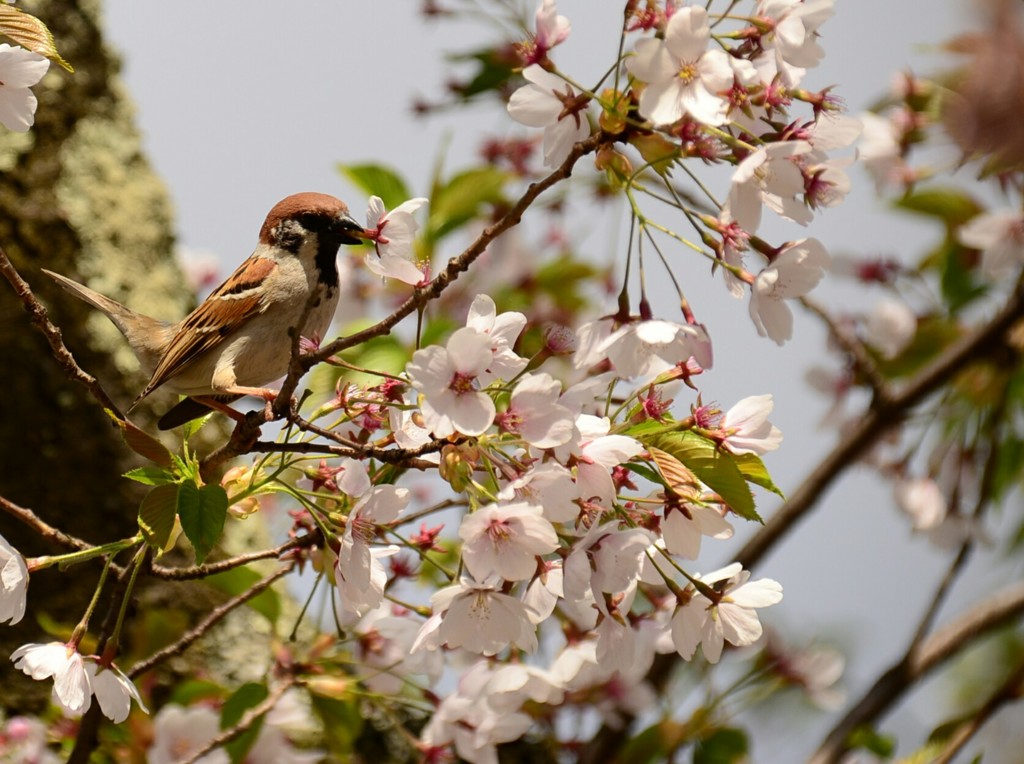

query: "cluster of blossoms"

left=504, top=0, right=855, bottom=345
left=289, top=290, right=786, bottom=763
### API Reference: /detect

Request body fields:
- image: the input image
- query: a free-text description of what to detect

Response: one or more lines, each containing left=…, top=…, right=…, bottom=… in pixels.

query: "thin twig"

left=127, top=562, right=293, bottom=679
left=180, top=677, right=297, bottom=764
left=0, top=494, right=95, bottom=553
left=0, top=245, right=124, bottom=418
left=148, top=534, right=315, bottom=581
left=808, top=581, right=1024, bottom=764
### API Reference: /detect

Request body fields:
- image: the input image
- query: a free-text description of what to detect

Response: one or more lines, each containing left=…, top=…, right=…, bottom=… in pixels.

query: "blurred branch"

left=800, top=296, right=889, bottom=401
left=127, top=562, right=294, bottom=679
left=0, top=494, right=95, bottom=553
left=809, top=580, right=1024, bottom=764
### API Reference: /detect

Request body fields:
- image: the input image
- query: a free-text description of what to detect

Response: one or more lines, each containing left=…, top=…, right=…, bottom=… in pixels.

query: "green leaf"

left=109, top=413, right=174, bottom=468
left=206, top=566, right=281, bottom=625
left=336, top=163, right=411, bottom=211
left=310, top=694, right=363, bottom=756
left=895, top=187, right=981, bottom=228
left=732, top=453, right=784, bottom=498
left=426, top=167, right=508, bottom=244
left=124, top=466, right=176, bottom=486
left=622, top=462, right=664, bottom=487
left=620, top=721, right=687, bottom=763
left=222, top=682, right=268, bottom=763
left=645, top=432, right=760, bottom=522
left=847, top=726, right=895, bottom=757
left=0, top=6, right=73, bottom=72
left=177, top=483, right=228, bottom=564
left=138, top=484, right=179, bottom=552
left=693, top=727, right=749, bottom=764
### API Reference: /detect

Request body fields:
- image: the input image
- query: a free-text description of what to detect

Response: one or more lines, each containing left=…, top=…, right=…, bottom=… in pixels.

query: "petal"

left=663, top=7, right=711, bottom=63
left=626, top=38, right=677, bottom=84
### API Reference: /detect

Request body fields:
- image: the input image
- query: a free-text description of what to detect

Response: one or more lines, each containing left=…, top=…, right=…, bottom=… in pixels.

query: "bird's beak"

left=335, top=213, right=369, bottom=245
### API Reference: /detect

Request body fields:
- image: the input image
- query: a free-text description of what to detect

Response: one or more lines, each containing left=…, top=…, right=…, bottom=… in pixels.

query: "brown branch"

left=931, top=656, right=1024, bottom=764
left=800, top=296, right=890, bottom=402
left=127, top=562, right=294, bottom=679
left=181, top=676, right=297, bottom=764
left=148, top=534, right=316, bottom=580
left=0, top=245, right=124, bottom=419
left=808, top=580, right=1024, bottom=764
left=0, top=494, right=95, bottom=553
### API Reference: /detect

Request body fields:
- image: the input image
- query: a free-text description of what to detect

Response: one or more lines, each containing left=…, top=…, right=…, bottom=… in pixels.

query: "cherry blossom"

left=671, top=563, right=783, bottom=663
left=336, top=482, right=409, bottom=619
left=864, top=297, right=916, bottom=359
left=756, top=0, right=834, bottom=86
left=894, top=476, right=947, bottom=531
left=522, top=560, right=563, bottom=623
left=533, top=0, right=570, bottom=57
left=749, top=237, right=830, bottom=344
left=0, top=44, right=49, bottom=132
left=661, top=496, right=734, bottom=560
left=459, top=501, right=559, bottom=582
left=596, top=319, right=714, bottom=378
left=857, top=110, right=910, bottom=193
left=464, top=294, right=528, bottom=385
left=721, top=394, right=783, bottom=455
left=625, top=6, right=734, bottom=126
left=354, top=607, right=444, bottom=694
left=84, top=661, right=148, bottom=724
left=364, top=196, right=428, bottom=285
left=725, top=141, right=813, bottom=233
left=148, top=704, right=229, bottom=764
left=501, top=462, right=580, bottom=523
left=407, top=326, right=497, bottom=437
left=0, top=532, right=28, bottom=625
left=420, top=662, right=535, bottom=764
left=412, top=574, right=539, bottom=656
left=497, top=372, right=574, bottom=448
left=573, top=414, right=645, bottom=510
left=958, top=210, right=1024, bottom=280
left=507, top=64, right=590, bottom=168
left=11, top=642, right=92, bottom=716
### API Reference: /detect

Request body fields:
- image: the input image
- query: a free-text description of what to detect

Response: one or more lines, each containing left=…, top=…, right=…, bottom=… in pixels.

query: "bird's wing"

left=134, top=256, right=277, bottom=403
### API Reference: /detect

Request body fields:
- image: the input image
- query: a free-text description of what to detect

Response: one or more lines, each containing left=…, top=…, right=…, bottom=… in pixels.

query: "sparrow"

left=43, top=192, right=367, bottom=429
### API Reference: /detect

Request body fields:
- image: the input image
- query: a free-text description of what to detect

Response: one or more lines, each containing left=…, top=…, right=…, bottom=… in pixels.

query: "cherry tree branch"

left=127, top=562, right=294, bottom=679
left=148, top=533, right=316, bottom=580
left=808, top=580, right=1024, bottom=764
left=0, top=245, right=124, bottom=419
left=0, top=494, right=95, bottom=553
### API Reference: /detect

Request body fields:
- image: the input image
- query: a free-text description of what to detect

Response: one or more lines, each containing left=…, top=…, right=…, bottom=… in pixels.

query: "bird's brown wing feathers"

left=134, top=256, right=277, bottom=403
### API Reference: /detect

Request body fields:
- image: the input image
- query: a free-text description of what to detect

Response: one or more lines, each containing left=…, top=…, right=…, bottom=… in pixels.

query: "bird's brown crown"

left=258, top=192, right=352, bottom=245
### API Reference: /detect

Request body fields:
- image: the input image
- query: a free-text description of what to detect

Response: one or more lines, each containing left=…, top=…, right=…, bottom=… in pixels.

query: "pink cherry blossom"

left=0, top=44, right=49, bottom=132
left=894, top=477, right=947, bottom=531
left=0, top=532, right=28, bottom=625
left=11, top=642, right=92, bottom=716
left=84, top=662, right=148, bottom=724
left=671, top=563, right=783, bottom=663
left=749, top=237, right=830, bottom=345
left=464, top=294, right=528, bottom=385
left=364, top=196, right=428, bottom=285
left=459, top=501, right=559, bottom=582
left=958, top=210, right=1024, bottom=280
left=497, top=372, right=574, bottom=448
left=661, top=498, right=734, bottom=560
left=507, top=64, right=590, bottom=168
left=725, top=141, right=813, bottom=233
left=864, top=298, right=917, bottom=359
left=626, top=6, right=734, bottom=126
left=407, top=326, right=497, bottom=437
left=413, top=575, right=539, bottom=656
left=757, top=0, right=834, bottom=86
left=148, top=704, right=229, bottom=764
left=721, top=394, right=783, bottom=455
left=501, top=462, right=580, bottom=523
left=534, top=0, right=570, bottom=55
left=574, top=415, right=645, bottom=510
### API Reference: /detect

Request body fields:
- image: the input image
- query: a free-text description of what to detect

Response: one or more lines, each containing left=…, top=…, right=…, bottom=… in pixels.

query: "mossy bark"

left=0, top=0, right=188, bottom=709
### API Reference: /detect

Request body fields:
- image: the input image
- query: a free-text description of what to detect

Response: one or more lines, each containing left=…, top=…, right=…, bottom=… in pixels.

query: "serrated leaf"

left=222, top=682, right=268, bottom=763
left=138, top=484, right=179, bottom=551
left=337, top=163, right=411, bottom=211
left=206, top=566, right=281, bottom=625
left=123, top=466, right=176, bottom=486
left=645, top=432, right=760, bottom=522
left=177, top=483, right=227, bottom=564
left=107, top=413, right=174, bottom=468
left=732, top=453, right=785, bottom=498
left=0, top=6, right=73, bottom=72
